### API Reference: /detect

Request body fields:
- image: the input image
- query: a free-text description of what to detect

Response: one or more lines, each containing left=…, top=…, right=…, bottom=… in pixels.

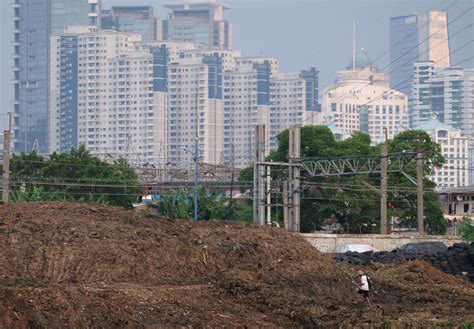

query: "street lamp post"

left=181, top=137, right=200, bottom=221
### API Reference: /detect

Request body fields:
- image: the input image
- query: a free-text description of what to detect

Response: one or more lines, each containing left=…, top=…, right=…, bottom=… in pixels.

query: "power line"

left=453, top=55, right=474, bottom=67
left=295, top=9, right=473, bottom=134
left=321, top=7, right=473, bottom=109
left=360, top=38, right=474, bottom=109
left=224, top=11, right=474, bottom=161
left=303, top=36, right=474, bottom=133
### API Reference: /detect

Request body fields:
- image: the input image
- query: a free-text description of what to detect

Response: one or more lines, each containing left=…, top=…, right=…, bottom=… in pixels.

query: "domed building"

left=336, top=48, right=389, bottom=86
left=318, top=48, right=408, bottom=144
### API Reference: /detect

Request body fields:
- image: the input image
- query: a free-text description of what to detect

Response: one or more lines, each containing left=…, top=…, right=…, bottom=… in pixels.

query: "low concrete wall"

left=301, top=233, right=464, bottom=253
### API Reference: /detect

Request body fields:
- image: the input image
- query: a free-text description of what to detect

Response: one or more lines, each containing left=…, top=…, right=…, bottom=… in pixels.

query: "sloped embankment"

left=0, top=201, right=472, bottom=327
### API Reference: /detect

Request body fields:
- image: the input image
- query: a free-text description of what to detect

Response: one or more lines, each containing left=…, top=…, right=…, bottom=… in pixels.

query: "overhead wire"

left=8, top=3, right=471, bottom=206
left=315, top=5, right=472, bottom=111
left=358, top=38, right=474, bottom=109
left=296, top=6, right=473, bottom=131
left=298, top=35, right=474, bottom=130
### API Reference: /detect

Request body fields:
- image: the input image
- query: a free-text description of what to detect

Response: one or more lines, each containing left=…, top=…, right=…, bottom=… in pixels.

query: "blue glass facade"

left=152, top=45, right=168, bottom=92
left=449, top=80, right=463, bottom=128
left=254, top=61, right=271, bottom=105
left=102, top=6, right=156, bottom=41
left=430, top=78, right=464, bottom=129
left=203, top=55, right=223, bottom=99
left=163, top=3, right=232, bottom=49
left=13, top=0, right=91, bottom=154
left=50, top=0, right=90, bottom=33
left=167, top=10, right=213, bottom=46
left=430, top=82, right=445, bottom=123
left=14, top=0, right=49, bottom=153
left=59, top=35, right=78, bottom=152
left=389, top=14, right=421, bottom=96
left=300, top=67, right=320, bottom=112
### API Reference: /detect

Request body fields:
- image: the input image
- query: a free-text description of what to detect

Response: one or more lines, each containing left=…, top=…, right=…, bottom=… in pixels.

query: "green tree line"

left=1, top=145, right=139, bottom=209
left=239, top=126, right=448, bottom=235
left=1, top=145, right=253, bottom=220
left=148, top=187, right=253, bottom=222
left=0, top=127, right=450, bottom=234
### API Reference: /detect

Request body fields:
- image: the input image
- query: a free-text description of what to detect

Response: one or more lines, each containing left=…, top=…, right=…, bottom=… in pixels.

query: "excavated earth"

left=0, top=201, right=473, bottom=328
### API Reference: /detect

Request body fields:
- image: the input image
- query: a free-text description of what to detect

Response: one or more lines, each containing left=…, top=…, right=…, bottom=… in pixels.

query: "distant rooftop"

left=413, top=117, right=459, bottom=132
left=236, top=56, right=278, bottom=60
left=438, top=186, right=474, bottom=194
left=163, top=0, right=231, bottom=10
left=111, top=6, right=155, bottom=18
left=320, top=121, right=344, bottom=136
left=111, top=5, right=154, bottom=9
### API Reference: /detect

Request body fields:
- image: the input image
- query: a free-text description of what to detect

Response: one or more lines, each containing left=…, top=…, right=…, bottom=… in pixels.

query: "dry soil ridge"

left=0, top=201, right=472, bottom=328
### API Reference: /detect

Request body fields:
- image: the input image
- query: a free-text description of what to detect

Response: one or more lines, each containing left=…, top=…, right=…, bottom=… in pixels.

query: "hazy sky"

left=1, top=0, right=473, bottom=131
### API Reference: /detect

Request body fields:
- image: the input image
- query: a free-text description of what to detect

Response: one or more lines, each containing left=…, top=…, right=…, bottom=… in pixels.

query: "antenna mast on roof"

left=352, top=19, right=356, bottom=71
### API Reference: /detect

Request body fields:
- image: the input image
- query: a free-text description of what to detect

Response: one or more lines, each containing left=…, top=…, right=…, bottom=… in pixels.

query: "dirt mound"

left=335, top=243, right=474, bottom=282
left=0, top=201, right=473, bottom=327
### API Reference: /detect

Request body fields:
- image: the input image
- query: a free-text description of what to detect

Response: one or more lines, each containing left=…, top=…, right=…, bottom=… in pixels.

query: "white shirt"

left=360, top=275, right=369, bottom=291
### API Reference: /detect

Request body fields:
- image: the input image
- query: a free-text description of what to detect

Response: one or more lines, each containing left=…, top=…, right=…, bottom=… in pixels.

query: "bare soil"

left=0, top=201, right=473, bottom=328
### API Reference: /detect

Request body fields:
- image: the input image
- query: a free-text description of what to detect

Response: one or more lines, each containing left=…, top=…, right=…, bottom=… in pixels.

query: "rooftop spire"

left=352, top=20, right=356, bottom=71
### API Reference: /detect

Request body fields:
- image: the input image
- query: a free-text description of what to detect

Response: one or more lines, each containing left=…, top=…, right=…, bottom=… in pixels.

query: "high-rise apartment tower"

left=12, top=0, right=100, bottom=153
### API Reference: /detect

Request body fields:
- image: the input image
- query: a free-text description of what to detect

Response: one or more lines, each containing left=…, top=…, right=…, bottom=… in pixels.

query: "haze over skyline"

left=1, top=0, right=472, bottom=131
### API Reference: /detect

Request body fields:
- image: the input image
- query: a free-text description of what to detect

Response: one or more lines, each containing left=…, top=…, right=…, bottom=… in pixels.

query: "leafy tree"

left=151, top=188, right=229, bottom=220
left=11, top=185, right=66, bottom=202
left=237, top=166, right=253, bottom=192
left=238, top=126, right=447, bottom=234
left=387, top=130, right=446, bottom=233
left=268, top=126, right=379, bottom=233
left=8, top=145, right=139, bottom=208
left=459, top=216, right=474, bottom=243
left=149, top=187, right=254, bottom=222
left=230, top=199, right=254, bottom=222
left=269, top=125, right=338, bottom=161
left=154, top=189, right=191, bottom=219
left=195, top=188, right=227, bottom=220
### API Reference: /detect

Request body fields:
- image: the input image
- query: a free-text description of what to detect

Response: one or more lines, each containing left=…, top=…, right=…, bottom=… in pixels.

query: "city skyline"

left=1, top=0, right=473, bottom=132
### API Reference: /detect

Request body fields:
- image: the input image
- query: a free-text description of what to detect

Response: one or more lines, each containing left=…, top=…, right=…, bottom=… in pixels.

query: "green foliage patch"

left=6, top=145, right=139, bottom=209
left=239, top=126, right=447, bottom=234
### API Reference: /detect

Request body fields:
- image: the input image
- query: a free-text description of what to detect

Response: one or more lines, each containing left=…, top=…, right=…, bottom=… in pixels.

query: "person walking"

left=352, top=270, right=372, bottom=307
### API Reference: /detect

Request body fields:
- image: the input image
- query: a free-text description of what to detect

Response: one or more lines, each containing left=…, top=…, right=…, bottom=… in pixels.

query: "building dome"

left=348, top=48, right=372, bottom=69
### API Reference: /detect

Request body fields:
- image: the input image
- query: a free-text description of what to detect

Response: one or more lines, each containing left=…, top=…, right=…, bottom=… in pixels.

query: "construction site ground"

left=0, top=201, right=473, bottom=328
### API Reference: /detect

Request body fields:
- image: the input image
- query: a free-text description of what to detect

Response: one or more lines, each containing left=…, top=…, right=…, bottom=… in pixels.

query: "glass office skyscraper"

left=12, top=0, right=100, bottom=153
left=101, top=6, right=157, bottom=41
left=163, top=1, right=232, bottom=49
left=389, top=11, right=450, bottom=97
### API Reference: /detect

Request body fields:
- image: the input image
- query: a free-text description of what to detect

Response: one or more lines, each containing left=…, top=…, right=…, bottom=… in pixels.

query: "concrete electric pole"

left=380, top=128, right=388, bottom=234
left=417, top=150, right=424, bottom=235
left=2, top=113, right=12, bottom=204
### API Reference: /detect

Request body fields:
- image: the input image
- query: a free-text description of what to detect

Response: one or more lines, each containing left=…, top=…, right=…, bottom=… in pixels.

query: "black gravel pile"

left=334, top=243, right=474, bottom=282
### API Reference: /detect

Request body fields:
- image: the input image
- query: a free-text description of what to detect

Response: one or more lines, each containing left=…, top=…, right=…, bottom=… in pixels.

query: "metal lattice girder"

left=297, top=152, right=417, bottom=177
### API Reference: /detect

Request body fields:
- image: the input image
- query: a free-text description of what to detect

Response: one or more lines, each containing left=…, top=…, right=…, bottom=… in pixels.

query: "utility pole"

left=181, top=137, right=200, bottom=221
left=193, top=136, right=199, bottom=221
left=380, top=127, right=388, bottom=234
left=227, top=143, right=235, bottom=220
left=2, top=113, right=12, bottom=204
left=417, top=150, right=424, bottom=235
left=253, top=125, right=266, bottom=225
left=266, top=165, right=271, bottom=225
left=288, top=127, right=301, bottom=232
left=283, top=180, right=289, bottom=230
